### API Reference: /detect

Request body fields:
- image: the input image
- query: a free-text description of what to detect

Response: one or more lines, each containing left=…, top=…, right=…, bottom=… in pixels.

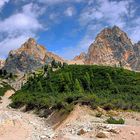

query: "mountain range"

left=1, top=26, right=140, bottom=73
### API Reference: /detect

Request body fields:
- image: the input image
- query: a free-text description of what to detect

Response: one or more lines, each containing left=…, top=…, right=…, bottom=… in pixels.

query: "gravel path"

left=0, top=90, right=54, bottom=140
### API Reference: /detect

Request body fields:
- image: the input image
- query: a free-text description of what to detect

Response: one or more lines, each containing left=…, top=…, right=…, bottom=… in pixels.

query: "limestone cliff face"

left=76, top=26, right=140, bottom=71
left=4, top=38, right=64, bottom=73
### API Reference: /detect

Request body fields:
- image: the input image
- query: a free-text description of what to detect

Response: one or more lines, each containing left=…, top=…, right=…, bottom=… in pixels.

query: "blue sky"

left=0, top=0, right=140, bottom=60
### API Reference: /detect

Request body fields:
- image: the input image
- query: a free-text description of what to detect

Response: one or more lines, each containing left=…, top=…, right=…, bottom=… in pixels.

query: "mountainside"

left=76, top=26, right=140, bottom=71
left=4, top=38, right=64, bottom=74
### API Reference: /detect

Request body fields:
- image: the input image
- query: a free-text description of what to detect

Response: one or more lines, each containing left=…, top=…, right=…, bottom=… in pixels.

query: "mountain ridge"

left=2, top=26, right=140, bottom=73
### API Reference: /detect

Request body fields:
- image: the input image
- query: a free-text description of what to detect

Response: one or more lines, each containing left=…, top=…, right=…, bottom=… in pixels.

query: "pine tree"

left=3, top=70, right=7, bottom=76
left=74, top=79, right=83, bottom=93
left=0, top=69, right=2, bottom=76
left=84, top=72, right=91, bottom=91
left=38, top=81, right=43, bottom=92
left=51, top=60, right=58, bottom=68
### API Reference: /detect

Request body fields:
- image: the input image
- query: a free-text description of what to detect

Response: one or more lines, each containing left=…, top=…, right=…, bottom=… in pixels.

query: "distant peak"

left=112, top=25, right=121, bottom=30
left=27, top=38, right=37, bottom=45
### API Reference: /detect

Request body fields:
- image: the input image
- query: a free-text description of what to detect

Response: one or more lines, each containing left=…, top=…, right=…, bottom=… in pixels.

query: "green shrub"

left=95, top=112, right=102, bottom=117
left=106, top=117, right=125, bottom=124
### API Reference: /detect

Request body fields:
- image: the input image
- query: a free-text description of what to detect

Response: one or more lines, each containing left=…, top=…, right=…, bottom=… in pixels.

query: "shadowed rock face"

left=74, top=26, right=140, bottom=71
left=4, top=38, right=64, bottom=74
left=133, top=42, right=140, bottom=71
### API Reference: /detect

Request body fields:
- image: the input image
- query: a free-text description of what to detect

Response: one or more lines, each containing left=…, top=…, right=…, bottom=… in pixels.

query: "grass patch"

left=106, top=117, right=125, bottom=124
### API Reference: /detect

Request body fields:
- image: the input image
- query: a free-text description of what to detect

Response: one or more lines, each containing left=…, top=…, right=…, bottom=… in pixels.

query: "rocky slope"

left=4, top=38, right=64, bottom=74
left=76, top=26, right=140, bottom=71
left=67, top=52, right=86, bottom=65
left=0, top=90, right=54, bottom=140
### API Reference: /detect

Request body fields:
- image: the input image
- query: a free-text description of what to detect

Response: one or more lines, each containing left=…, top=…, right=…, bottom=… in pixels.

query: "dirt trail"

left=0, top=90, right=54, bottom=140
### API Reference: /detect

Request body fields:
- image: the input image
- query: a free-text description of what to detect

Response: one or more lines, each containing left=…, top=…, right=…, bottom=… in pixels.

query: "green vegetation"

left=106, top=117, right=125, bottom=124
left=0, top=82, right=12, bottom=96
left=10, top=65, right=140, bottom=114
left=95, top=112, right=102, bottom=118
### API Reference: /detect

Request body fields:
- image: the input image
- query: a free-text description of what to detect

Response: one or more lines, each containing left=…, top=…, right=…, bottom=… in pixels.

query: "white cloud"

left=0, top=35, right=34, bottom=59
left=0, top=3, right=45, bottom=59
left=0, top=13, right=42, bottom=34
left=38, top=0, right=84, bottom=5
left=64, top=7, right=76, bottom=17
left=79, top=0, right=132, bottom=28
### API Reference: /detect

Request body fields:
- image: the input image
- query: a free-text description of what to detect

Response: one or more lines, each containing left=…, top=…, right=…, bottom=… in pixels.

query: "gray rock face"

left=133, top=41, right=140, bottom=70
left=4, top=38, right=64, bottom=74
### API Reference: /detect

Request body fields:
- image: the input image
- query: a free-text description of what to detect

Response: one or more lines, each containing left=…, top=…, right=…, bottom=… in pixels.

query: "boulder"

left=96, top=131, right=109, bottom=138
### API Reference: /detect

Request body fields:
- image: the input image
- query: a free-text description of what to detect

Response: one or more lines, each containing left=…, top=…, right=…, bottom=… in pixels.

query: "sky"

left=0, top=0, right=140, bottom=60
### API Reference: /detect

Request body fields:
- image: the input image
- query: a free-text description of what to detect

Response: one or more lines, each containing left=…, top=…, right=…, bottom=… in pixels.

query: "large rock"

left=4, top=38, right=64, bottom=74
left=96, top=131, right=109, bottom=138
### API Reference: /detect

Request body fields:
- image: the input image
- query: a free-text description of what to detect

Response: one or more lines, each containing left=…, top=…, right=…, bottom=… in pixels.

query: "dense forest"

left=10, top=64, right=140, bottom=114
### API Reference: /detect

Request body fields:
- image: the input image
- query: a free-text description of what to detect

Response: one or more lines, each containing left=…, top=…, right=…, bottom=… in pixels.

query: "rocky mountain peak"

left=95, top=26, right=132, bottom=46
left=3, top=38, right=64, bottom=74
left=84, top=26, right=139, bottom=70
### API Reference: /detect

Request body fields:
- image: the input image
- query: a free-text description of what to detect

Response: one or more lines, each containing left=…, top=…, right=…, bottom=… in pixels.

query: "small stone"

left=43, top=128, right=47, bottom=131
left=40, top=135, right=46, bottom=139
left=130, top=131, right=136, bottom=135
left=77, top=129, right=86, bottom=135
left=109, top=129, right=119, bottom=134
left=96, top=131, right=108, bottom=138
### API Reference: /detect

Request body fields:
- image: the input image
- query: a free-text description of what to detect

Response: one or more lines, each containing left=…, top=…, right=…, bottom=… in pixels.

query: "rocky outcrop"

left=75, top=26, right=140, bottom=71
left=74, top=52, right=86, bottom=61
left=0, top=59, right=5, bottom=69
left=67, top=53, right=86, bottom=65
left=4, top=38, right=65, bottom=74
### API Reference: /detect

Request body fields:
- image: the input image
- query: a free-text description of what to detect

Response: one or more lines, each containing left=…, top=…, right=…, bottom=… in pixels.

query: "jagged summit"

left=75, top=26, right=140, bottom=71
left=4, top=38, right=64, bottom=74
left=85, top=26, right=137, bottom=69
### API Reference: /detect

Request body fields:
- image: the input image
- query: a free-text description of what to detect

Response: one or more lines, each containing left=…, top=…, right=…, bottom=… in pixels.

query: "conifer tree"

left=84, top=72, right=91, bottom=91
left=74, top=79, right=83, bottom=93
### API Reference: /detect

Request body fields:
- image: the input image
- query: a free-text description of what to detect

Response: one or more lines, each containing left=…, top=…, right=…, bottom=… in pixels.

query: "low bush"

left=95, top=112, right=102, bottom=117
left=106, top=117, right=125, bottom=124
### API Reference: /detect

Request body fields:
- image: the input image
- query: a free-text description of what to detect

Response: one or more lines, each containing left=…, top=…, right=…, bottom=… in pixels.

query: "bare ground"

left=0, top=91, right=140, bottom=140
left=53, top=105, right=140, bottom=140
left=0, top=90, right=54, bottom=140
